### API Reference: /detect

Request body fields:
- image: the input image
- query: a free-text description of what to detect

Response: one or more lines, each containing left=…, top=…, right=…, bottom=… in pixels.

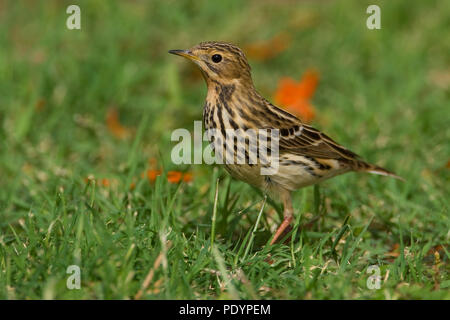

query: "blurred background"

left=0, top=0, right=448, bottom=299
left=1, top=0, right=448, bottom=193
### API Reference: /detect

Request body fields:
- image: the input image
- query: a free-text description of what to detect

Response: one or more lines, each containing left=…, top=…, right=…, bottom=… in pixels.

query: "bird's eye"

left=211, top=54, right=222, bottom=63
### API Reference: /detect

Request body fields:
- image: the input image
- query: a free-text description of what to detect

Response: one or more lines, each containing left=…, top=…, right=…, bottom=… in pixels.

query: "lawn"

left=0, top=0, right=448, bottom=299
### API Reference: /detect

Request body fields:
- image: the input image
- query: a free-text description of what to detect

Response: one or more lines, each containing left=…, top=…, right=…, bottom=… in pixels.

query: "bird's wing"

left=277, top=123, right=360, bottom=160
left=261, top=101, right=360, bottom=161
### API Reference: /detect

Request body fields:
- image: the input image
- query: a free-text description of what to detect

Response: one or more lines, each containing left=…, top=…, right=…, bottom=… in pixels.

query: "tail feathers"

left=355, top=161, right=404, bottom=181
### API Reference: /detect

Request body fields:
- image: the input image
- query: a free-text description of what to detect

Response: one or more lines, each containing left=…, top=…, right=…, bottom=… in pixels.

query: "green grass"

left=0, top=0, right=449, bottom=299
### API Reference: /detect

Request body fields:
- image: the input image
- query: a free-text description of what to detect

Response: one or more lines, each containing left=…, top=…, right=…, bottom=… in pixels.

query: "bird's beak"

left=168, top=49, right=200, bottom=61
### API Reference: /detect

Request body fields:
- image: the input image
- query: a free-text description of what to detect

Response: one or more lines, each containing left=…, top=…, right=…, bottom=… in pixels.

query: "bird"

left=169, top=41, right=401, bottom=245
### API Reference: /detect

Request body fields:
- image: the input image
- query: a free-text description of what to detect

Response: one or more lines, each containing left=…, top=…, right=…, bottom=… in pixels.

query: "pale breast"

left=203, top=96, right=269, bottom=189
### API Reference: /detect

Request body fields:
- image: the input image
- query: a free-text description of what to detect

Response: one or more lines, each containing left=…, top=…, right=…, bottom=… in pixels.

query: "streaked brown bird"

left=169, top=41, right=401, bottom=245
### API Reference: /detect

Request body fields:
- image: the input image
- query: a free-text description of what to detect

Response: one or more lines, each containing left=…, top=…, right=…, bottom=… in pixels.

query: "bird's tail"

left=354, top=160, right=404, bottom=181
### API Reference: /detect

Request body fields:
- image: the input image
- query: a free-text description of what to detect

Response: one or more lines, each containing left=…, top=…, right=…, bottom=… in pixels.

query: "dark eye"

left=211, top=54, right=222, bottom=63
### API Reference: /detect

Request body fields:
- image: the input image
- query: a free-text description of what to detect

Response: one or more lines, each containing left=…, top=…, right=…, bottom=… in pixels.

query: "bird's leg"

left=270, top=190, right=294, bottom=245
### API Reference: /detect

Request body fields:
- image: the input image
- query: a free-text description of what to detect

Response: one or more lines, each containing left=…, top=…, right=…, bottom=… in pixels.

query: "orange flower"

left=182, top=172, right=193, bottom=183
left=274, top=69, right=319, bottom=123
left=167, top=171, right=183, bottom=184
left=145, top=159, right=193, bottom=184
left=245, top=33, right=291, bottom=61
left=101, top=178, right=110, bottom=187
left=285, top=100, right=316, bottom=123
left=106, top=108, right=130, bottom=139
left=147, top=169, right=162, bottom=183
left=166, top=171, right=193, bottom=184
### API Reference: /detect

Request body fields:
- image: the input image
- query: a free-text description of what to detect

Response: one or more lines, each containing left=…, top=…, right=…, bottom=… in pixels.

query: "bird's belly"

left=271, top=157, right=350, bottom=191
left=223, top=163, right=266, bottom=189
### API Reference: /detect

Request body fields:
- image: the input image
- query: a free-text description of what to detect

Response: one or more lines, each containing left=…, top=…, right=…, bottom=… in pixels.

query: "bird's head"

left=169, top=41, right=252, bottom=86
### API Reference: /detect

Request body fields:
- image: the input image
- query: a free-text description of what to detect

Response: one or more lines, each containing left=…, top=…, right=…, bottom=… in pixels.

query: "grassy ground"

left=0, top=0, right=449, bottom=299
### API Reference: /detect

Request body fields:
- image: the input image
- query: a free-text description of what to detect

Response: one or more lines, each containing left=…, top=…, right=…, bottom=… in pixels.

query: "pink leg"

left=270, top=189, right=294, bottom=245
left=270, top=215, right=293, bottom=245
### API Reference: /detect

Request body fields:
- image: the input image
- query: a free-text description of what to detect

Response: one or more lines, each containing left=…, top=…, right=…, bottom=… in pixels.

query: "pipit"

left=169, top=41, right=401, bottom=245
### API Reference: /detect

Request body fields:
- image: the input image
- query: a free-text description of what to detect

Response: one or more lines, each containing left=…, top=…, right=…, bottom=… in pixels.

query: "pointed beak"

left=168, top=49, right=200, bottom=61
